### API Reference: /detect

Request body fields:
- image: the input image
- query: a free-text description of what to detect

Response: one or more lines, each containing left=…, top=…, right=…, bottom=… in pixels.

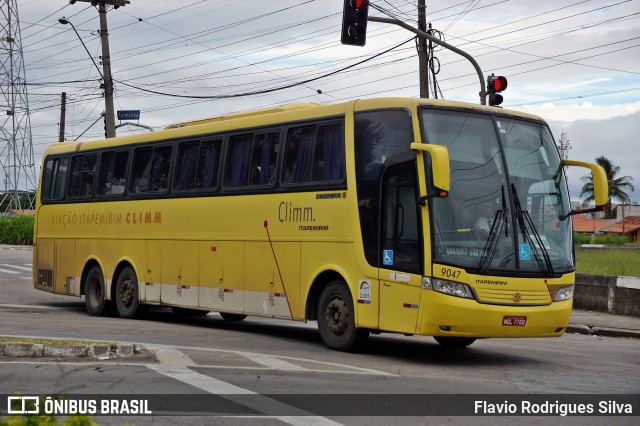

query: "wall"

left=574, top=273, right=640, bottom=316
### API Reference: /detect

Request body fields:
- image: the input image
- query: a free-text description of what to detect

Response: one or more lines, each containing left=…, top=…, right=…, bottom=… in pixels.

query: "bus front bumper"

left=419, top=292, right=572, bottom=338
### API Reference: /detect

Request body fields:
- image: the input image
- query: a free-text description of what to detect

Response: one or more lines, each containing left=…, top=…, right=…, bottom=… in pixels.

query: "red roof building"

left=600, top=216, right=640, bottom=243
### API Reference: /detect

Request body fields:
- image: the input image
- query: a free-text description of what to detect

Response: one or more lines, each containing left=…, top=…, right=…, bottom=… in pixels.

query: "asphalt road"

left=0, top=247, right=638, bottom=425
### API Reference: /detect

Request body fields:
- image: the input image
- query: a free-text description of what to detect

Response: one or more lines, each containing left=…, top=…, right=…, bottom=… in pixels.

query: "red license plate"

left=502, top=316, right=527, bottom=326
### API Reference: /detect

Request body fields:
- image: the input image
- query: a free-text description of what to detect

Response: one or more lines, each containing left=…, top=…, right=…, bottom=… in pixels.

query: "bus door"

left=378, top=162, right=422, bottom=334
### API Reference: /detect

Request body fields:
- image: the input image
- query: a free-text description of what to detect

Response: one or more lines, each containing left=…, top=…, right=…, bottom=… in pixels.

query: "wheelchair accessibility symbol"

left=383, top=250, right=394, bottom=266
left=519, top=244, right=531, bottom=261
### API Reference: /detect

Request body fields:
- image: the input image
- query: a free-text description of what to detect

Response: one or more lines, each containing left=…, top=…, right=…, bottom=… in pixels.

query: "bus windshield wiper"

left=479, top=186, right=508, bottom=273
left=479, top=208, right=507, bottom=273
left=511, top=184, right=554, bottom=275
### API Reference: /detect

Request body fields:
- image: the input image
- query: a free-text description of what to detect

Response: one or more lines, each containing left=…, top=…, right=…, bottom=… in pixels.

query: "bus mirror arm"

left=418, top=190, right=448, bottom=206
left=560, top=205, right=604, bottom=221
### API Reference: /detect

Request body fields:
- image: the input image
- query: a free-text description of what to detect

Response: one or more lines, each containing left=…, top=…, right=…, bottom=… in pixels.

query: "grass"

left=575, top=248, right=640, bottom=277
left=0, top=214, right=34, bottom=245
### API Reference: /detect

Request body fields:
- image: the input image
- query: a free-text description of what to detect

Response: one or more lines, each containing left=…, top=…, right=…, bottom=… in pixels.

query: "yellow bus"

left=33, top=98, right=607, bottom=351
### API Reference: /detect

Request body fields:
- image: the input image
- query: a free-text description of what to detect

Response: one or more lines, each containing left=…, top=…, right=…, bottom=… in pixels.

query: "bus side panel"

left=244, top=242, right=301, bottom=320
left=34, top=238, right=54, bottom=293
left=144, top=240, right=162, bottom=304
left=160, top=240, right=198, bottom=307
left=199, top=241, right=245, bottom=314
left=55, top=239, right=76, bottom=295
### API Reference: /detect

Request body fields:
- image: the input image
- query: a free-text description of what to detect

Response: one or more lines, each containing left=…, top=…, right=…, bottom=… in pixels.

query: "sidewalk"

left=568, top=309, right=640, bottom=339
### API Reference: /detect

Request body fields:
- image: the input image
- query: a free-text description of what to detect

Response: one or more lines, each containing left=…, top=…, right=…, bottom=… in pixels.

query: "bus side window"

left=68, top=154, right=97, bottom=198
left=42, top=157, right=69, bottom=201
left=283, top=126, right=315, bottom=184
left=130, top=148, right=153, bottom=193
left=313, top=122, right=344, bottom=182
left=175, top=142, right=199, bottom=190
left=130, top=146, right=172, bottom=193
left=196, top=139, right=221, bottom=189
left=249, top=132, right=279, bottom=186
left=225, top=134, right=253, bottom=188
left=98, top=151, right=128, bottom=196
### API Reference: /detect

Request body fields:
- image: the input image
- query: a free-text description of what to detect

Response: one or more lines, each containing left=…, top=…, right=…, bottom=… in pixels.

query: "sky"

left=10, top=0, right=640, bottom=203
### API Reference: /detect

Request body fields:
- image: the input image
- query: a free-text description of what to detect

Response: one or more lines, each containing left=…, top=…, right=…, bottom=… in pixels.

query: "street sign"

left=117, top=110, right=140, bottom=121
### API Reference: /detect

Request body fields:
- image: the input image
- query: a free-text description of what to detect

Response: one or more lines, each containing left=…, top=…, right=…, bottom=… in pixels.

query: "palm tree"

left=580, top=156, right=635, bottom=218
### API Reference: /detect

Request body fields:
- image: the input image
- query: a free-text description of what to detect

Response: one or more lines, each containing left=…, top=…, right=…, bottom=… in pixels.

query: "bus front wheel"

left=85, top=266, right=107, bottom=316
left=434, top=336, right=476, bottom=348
left=115, top=266, right=141, bottom=319
left=317, top=281, right=369, bottom=352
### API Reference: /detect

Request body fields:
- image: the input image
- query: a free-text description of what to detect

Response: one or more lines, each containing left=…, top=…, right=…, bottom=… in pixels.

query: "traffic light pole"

left=368, top=16, right=487, bottom=105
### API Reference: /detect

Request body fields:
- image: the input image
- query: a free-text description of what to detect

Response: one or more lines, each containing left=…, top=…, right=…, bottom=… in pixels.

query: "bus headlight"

left=553, top=285, right=574, bottom=301
left=432, top=278, right=474, bottom=299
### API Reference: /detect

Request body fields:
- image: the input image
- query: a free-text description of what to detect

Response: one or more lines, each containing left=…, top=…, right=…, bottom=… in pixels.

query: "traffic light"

left=341, top=0, right=369, bottom=46
left=487, top=74, right=508, bottom=107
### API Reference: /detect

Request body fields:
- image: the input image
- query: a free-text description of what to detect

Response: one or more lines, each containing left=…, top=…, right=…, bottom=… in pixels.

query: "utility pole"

left=417, top=0, right=429, bottom=98
left=67, top=0, right=129, bottom=138
left=59, top=92, right=66, bottom=142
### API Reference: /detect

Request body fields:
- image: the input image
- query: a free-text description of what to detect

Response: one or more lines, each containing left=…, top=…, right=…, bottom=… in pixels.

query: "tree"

left=580, top=156, right=635, bottom=218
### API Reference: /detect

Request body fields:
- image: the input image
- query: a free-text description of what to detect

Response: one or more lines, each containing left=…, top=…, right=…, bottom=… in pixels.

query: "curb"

left=0, top=342, right=146, bottom=359
left=566, top=324, right=640, bottom=339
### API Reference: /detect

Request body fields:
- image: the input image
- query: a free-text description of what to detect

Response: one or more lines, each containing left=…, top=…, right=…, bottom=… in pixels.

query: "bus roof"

left=163, top=103, right=324, bottom=129
left=44, top=97, right=545, bottom=156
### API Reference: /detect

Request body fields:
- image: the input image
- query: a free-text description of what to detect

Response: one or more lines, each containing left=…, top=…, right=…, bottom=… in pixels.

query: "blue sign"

left=117, top=110, right=140, bottom=121
left=383, top=250, right=394, bottom=266
left=519, top=244, right=531, bottom=261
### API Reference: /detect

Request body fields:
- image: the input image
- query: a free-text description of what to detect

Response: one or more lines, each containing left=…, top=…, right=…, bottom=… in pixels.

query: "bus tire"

left=85, top=266, right=107, bottom=316
left=317, top=281, right=369, bottom=352
left=219, top=312, right=247, bottom=321
left=115, top=266, right=141, bottom=319
left=171, top=307, right=210, bottom=316
left=434, top=336, right=476, bottom=348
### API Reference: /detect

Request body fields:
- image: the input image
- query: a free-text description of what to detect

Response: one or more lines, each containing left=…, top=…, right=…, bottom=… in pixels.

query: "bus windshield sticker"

left=383, top=250, right=393, bottom=266
left=519, top=244, right=531, bottom=261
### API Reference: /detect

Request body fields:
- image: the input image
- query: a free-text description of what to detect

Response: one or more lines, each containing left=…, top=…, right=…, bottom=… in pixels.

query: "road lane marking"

left=158, top=344, right=394, bottom=376
left=0, top=264, right=32, bottom=271
left=149, top=346, right=342, bottom=425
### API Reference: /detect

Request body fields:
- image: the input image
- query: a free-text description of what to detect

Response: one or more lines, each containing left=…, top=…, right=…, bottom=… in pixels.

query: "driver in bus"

left=473, top=200, right=495, bottom=239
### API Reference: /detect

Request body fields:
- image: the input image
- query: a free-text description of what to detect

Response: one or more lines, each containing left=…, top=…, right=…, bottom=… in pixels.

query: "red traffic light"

left=488, top=75, right=508, bottom=93
left=487, top=74, right=507, bottom=106
left=341, top=0, right=369, bottom=46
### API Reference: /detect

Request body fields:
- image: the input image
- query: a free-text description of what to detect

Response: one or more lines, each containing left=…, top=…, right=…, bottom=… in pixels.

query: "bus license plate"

left=503, top=316, right=527, bottom=326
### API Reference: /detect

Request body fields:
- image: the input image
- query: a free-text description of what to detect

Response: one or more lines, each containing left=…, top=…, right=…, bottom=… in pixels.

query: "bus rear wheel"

left=434, top=336, right=476, bottom=348
left=219, top=312, right=247, bottom=321
left=317, top=281, right=369, bottom=352
left=115, top=266, right=141, bottom=319
left=85, top=266, right=108, bottom=316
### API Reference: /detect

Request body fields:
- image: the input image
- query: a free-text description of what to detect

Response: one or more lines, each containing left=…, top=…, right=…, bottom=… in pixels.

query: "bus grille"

left=37, top=269, right=53, bottom=288
left=475, top=288, right=551, bottom=305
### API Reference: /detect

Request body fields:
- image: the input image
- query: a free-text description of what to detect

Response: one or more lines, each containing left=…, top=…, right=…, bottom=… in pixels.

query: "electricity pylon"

left=0, top=0, right=36, bottom=212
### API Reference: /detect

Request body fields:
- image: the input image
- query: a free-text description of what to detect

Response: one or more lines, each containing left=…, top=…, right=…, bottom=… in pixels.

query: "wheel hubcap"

left=325, top=297, right=348, bottom=336
left=119, top=278, right=133, bottom=308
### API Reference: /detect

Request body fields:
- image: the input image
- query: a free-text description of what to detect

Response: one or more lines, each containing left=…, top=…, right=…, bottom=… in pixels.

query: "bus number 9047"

left=441, top=267, right=461, bottom=280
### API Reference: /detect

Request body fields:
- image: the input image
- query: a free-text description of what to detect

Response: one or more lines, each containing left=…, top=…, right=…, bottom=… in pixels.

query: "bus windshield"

left=421, top=108, right=573, bottom=276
